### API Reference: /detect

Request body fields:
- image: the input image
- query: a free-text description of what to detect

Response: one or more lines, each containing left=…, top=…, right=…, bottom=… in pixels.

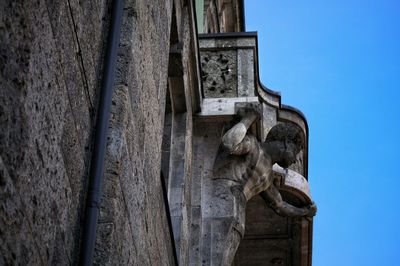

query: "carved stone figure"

left=209, top=105, right=316, bottom=265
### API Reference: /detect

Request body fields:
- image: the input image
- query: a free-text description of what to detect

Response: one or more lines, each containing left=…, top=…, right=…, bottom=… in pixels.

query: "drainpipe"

left=80, top=0, right=124, bottom=265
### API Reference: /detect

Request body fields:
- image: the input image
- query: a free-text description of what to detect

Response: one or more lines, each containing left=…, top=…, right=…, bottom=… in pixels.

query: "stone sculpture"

left=209, top=105, right=316, bottom=265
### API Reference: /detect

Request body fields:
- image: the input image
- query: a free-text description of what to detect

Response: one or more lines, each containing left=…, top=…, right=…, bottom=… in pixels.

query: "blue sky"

left=245, top=1, right=400, bottom=265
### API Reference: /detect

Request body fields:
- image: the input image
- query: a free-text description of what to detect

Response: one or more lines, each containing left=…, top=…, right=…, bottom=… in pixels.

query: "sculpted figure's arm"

left=222, top=105, right=260, bottom=155
left=260, top=184, right=317, bottom=217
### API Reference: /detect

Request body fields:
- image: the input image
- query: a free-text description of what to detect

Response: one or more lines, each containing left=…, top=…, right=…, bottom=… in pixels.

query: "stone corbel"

left=194, top=32, right=315, bottom=266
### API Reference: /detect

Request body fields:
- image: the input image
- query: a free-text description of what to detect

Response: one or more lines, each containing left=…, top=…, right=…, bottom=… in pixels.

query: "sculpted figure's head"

left=263, top=123, right=305, bottom=168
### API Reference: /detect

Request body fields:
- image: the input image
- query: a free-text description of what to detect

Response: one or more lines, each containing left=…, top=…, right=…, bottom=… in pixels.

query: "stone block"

left=201, top=50, right=238, bottom=98
left=0, top=157, right=43, bottom=265
left=237, top=48, right=255, bottom=97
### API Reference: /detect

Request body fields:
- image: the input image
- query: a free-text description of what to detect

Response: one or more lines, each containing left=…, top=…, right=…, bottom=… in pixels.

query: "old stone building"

left=0, top=0, right=315, bottom=265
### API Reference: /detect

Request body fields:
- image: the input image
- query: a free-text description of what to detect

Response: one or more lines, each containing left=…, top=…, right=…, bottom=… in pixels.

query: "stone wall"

left=96, top=0, right=176, bottom=264
left=0, top=0, right=178, bottom=264
left=164, top=1, right=202, bottom=265
left=0, top=0, right=108, bottom=264
left=203, top=0, right=244, bottom=33
left=1, top=1, right=315, bottom=265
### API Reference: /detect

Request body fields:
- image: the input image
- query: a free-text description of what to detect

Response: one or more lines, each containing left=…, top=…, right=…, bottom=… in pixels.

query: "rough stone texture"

left=1, top=0, right=179, bottom=264
left=193, top=122, right=226, bottom=266
left=193, top=33, right=314, bottom=266
left=191, top=117, right=314, bottom=266
left=201, top=50, right=238, bottom=98
left=203, top=0, right=244, bottom=33
left=163, top=1, right=203, bottom=265
left=237, top=49, right=255, bottom=97
left=0, top=0, right=108, bottom=264
left=94, top=0, right=178, bottom=265
left=199, top=37, right=256, bottom=49
left=196, top=109, right=315, bottom=265
left=261, top=103, right=278, bottom=141
left=233, top=195, right=311, bottom=266
left=189, top=122, right=209, bottom=266
left=197, top=97, right=258, bottom=118
left=198, top=34, right=309, bottom=179
left=1, top=0, right=314, bottom=265
left=242, top=195, right=290, bottom=238
left=200, top=37, right=258, bottom=100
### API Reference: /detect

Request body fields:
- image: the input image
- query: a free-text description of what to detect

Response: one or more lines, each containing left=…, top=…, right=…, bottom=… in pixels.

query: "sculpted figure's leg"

left=210, top=218, right=244, bottom=266
left=221, top=224, right=243, bottom=266
left=210, top=182, right=246, bottom=265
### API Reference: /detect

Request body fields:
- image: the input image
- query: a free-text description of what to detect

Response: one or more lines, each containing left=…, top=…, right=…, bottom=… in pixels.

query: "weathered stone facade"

left=202, top=0, right=245, bottom=33
left=1, top=0, right=315, bottom=265
left=1, top=0, right=179, bottom=264
left=192, top=34, right=314, bottom=266
left=1, top=0, right=108, bottom=264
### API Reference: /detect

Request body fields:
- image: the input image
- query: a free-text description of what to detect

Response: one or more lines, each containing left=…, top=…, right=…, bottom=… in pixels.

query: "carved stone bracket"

left=198, top=32, right=309, bottom=178
left=192, top=32, right=315, bottom=266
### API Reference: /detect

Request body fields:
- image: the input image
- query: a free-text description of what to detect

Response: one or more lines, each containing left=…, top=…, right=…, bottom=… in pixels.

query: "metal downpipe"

left=80, top=0, right=124, bottom=265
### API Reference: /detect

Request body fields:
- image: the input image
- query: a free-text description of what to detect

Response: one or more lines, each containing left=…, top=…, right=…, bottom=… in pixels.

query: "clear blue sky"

left=245, top=1, right=400, bottom=265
